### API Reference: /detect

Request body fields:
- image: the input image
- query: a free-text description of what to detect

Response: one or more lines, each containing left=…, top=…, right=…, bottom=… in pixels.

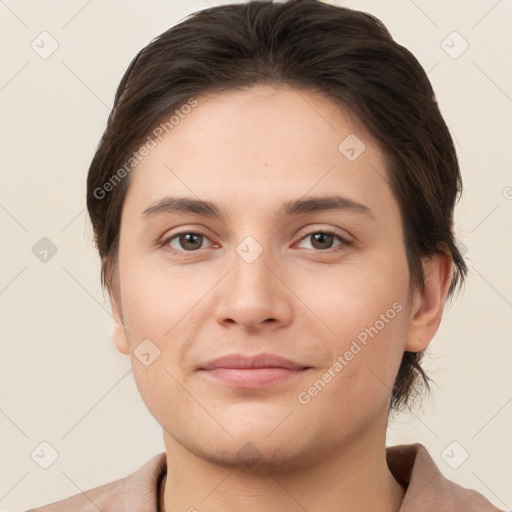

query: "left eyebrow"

left=140, top=194, right=375, bottom=222
left=141, top=196, right=223, bottom=220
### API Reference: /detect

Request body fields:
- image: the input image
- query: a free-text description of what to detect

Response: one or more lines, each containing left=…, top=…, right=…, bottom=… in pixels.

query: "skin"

left=110, top=83, right=452, bottom=512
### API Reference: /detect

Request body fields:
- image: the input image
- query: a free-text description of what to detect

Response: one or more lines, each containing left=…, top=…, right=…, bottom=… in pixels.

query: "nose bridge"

left=213, top=231, right=291, bottom=328
left=231, top=233, right=276, bottom=298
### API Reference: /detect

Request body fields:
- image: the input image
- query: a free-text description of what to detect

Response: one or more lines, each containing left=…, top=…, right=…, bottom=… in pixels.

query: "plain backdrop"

left=1, top=0, right=511, bottom=510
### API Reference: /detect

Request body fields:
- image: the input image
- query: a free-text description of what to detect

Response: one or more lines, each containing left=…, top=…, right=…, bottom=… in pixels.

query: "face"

left=111, top=84, right=427, bottom=469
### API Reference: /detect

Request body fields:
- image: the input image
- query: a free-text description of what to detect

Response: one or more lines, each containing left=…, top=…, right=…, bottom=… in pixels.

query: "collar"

left=122, top=443, right=502, bottom=511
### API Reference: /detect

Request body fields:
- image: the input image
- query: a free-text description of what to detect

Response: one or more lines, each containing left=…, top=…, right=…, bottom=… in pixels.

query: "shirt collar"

left=122, top=443, right=500, bottom=511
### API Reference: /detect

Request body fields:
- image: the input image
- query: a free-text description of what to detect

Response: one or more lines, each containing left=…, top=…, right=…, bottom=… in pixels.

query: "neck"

left=160, top=429, right=405, bottom=512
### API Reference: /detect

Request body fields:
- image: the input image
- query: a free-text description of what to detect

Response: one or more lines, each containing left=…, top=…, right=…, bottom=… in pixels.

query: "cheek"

left=295, top=258, right=409, bottom=397
left=129, top=358, right=188, bottom=433
left=298, top=308, right=407, bottom=435
left=292, top=252, right=408, bottom=338
left=119, top=255, right=197, bottom=339
left=118, top=257, right=210, bottom=395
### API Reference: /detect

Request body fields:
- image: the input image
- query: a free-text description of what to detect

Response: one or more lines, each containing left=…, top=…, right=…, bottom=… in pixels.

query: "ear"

left=103, top=258, right=130, bottom=355
left=404, top=251, right=453, bottom=353
left=111, top=295, right=130, bottom=355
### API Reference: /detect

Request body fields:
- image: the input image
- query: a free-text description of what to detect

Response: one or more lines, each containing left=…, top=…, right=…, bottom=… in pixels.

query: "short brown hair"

left=87, top=0, right=468, bottom=413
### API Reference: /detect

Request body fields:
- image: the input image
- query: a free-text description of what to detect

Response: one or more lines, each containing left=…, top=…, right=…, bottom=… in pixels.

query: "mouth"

left=198, top=353, right=312, bottom=388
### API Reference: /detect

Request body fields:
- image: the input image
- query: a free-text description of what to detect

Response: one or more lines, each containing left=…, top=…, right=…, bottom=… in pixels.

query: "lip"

left=200, top=353, right=307, bottom=371
left=198, top=353, right=311, bottom=388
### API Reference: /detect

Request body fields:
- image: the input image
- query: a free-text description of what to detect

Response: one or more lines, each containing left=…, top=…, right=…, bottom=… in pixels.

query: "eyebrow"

left=141, top=194, right=375, bottom=221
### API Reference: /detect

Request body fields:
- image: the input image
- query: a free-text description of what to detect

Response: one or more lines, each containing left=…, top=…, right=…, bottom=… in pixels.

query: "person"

left=27, top=0, right=504, bottom=510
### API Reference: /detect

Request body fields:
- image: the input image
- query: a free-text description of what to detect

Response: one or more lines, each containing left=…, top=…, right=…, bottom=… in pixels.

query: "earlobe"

left=104, top=261, right=129, bottom=355
left=404, top=251, right=453, bottom=353
left=111, top=298, right=130, bottom=355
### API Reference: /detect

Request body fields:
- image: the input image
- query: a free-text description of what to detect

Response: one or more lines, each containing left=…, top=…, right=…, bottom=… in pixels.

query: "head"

left=87, top=0, right=467, bottom=466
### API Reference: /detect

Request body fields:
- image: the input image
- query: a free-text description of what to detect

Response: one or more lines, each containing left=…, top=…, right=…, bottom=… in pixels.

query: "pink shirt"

left=26, top=443, right=504, bottom=511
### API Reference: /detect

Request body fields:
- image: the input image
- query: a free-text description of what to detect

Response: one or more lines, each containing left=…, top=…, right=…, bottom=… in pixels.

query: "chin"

left=177, top=421, right=322, bottom=472
left=194, top=440, right=311, bottom=472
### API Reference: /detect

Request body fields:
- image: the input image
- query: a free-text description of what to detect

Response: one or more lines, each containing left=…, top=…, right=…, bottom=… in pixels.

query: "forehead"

left=122, top=84, right=398, bottom=227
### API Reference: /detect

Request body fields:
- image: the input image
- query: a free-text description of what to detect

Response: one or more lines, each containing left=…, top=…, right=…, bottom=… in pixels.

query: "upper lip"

left=199, top=353, right=310, bottom=371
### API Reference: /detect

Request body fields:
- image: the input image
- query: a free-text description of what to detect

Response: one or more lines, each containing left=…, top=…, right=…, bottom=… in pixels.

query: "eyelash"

left=160, top=229, right=353, bottom=256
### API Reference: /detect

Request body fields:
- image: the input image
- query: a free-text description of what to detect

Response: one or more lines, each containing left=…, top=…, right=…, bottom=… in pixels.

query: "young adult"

left=29, top=1, right=502, bottom=510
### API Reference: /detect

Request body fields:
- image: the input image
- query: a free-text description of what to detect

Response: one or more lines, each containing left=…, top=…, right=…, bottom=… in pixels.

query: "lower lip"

left=200, top=368, right=308, bottom=388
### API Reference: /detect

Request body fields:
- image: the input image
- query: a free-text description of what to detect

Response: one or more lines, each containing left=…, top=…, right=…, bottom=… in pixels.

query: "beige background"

left=1, top=0, right=511, bottom=510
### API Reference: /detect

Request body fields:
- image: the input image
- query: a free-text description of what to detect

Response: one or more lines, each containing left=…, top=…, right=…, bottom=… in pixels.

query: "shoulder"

left=387, top=443, right=505, bottom=512
left=26, top=452, right=167, bottom=512
left=25, top=479, right=125, bottom=512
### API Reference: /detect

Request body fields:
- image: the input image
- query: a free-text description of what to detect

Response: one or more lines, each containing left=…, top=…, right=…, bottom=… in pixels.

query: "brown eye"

left=164, top=232, right=211, bottom=252
left=310, top=232, right=335, bottom=250
left=178, top=233, right=204, bottom=251
left=297, top=230, right=352, bottom=252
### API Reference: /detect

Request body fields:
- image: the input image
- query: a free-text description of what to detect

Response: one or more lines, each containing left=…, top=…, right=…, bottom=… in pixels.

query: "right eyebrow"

left=140, top=194, right=375, bottom=222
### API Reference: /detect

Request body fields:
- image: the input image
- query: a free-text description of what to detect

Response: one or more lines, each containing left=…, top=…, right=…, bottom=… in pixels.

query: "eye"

left=296, top=229, right=352, bottom=252
left=161, top=228, right=352, bottom=255
left=162, top=231, right=215, bottom=253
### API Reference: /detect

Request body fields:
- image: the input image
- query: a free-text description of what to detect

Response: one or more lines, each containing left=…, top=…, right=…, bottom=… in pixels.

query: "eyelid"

left=160, top=229, right=217, bottom=254
left=294, top=228, right=353, bottom=253
left=295, top=225, right=353, bottom=243
left=160, top=226, right=354, bottom=255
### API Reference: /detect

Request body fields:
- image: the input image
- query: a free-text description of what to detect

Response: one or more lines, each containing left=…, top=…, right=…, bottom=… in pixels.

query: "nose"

left=213, top=241, right=293, bottom=331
